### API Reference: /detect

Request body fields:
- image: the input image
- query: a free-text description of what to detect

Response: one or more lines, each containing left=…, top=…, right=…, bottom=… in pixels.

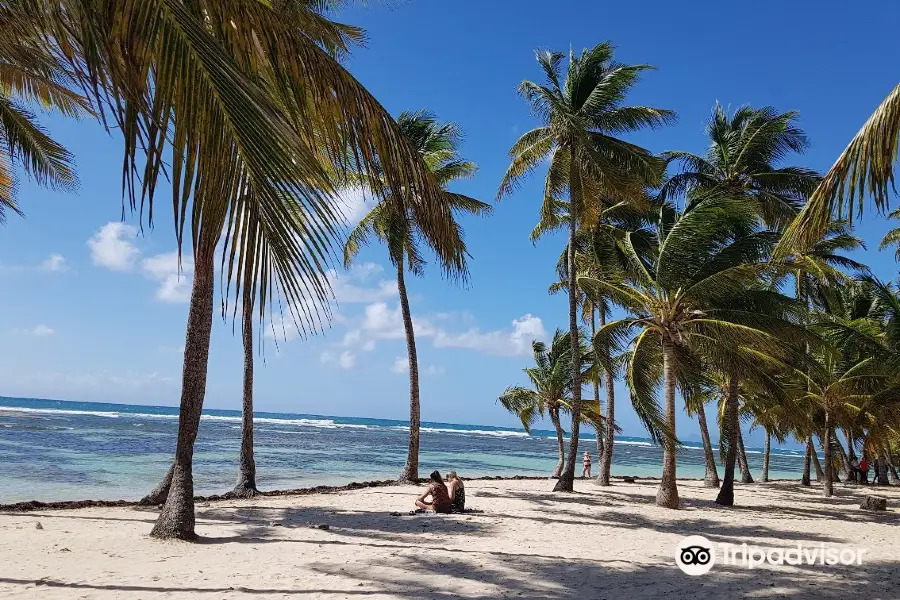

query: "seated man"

left=415, top=470, right=452, bottom=513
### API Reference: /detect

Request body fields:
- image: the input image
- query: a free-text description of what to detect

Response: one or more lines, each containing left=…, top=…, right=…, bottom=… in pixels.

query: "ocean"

left=0, top=396, right=809, bottom=504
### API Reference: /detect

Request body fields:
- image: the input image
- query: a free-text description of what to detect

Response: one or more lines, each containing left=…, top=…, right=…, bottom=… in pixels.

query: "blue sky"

left=1, top=0, right=899, bottom=446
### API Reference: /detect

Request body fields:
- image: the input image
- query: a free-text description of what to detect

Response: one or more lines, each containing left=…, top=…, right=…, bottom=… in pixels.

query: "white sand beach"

left=1, top=478, right=897, bottom=599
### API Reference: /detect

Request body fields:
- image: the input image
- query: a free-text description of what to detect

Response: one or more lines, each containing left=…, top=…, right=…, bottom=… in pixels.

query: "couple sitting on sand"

left=414, top=470, right=465, bottom=514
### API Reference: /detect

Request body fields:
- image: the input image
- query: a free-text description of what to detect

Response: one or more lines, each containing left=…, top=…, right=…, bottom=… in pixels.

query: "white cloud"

left=141, top=251, right=194, bottom=303
left=335, top=186, right=377, bottom=226
left=432, top=314, right=546, bottom=357
left=328, top=263, right=397, bottom=304
left=424, top=365, right=445, bottom=377
left=361, top=339, right=376, bottom=352
left=29, top=324, right=55, bottom=337
left=338, top=350, right=356, bottom=370
left=41, top=254, right=67, bottom=272
left=392, top=356, right=408, bottom=374
left=88, top=222, right=140, bottom=271
left=320, top=351, right=334, bottom=364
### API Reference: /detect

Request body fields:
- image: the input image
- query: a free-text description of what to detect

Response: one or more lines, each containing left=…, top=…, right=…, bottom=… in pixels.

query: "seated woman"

left=446, top=470, right=465, bottom=513
left=415, top=470, right=452, bottom=513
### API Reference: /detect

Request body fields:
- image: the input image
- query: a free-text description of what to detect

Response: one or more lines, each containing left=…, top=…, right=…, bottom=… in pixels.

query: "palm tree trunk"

left=598, top=309, right=614, bottom=487
left=877, top=448, right=890, bottom=485
left=846, top=430, right=857, bottom=483
left=139, top=464, right=173, bottom=506
left=397, top=262, right=421, bottom=483
left=697, top=403, right=719, bottom=488
left=761, top=430, right=771, bottom=483
left=801, top=439, right=812, bottom=486
left=549, top=408, right=565, bottom=478
left=811, top=439, right=824, bottom=482
left=553, top=187, right=582, bottom=493
left=591, top=305, right=605, bottom=481
left=737, top=429, right=754, bottom=484
left=823, top=414, right=834, bottom=497
left=656, top=341, right=679, bottom=508
left=232, top=285, right=258, bottom=498
left=150, top=244, right=215, bottom=540
left=835, top=433, right=851, bottom=480
left=715, top=376, right=740, bottom=506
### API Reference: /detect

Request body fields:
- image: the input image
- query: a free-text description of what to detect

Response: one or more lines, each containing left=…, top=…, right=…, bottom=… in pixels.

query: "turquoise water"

left=0, top=396, right=809, bottom=503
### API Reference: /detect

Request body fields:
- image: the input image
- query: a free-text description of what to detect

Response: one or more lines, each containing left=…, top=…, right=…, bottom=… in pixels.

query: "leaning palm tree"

left=0, top=11, right=85, bottom=221
left=783, top=82, right=900, bottom=250
left=584, top=197, right=805, bottom=508
left=15, top=1, right=460, bottom=540
left=498, top=43, right=673, bottom=491
left=345, top=110, right=490, bottom=483
left=499, top=329, right=595, bottom=477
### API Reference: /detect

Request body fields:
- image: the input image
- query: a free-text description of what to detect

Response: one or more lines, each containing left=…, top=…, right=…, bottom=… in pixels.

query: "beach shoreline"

left=0, top=474, right=811, bottom=513
left=1, top=477, right=897, bottom=599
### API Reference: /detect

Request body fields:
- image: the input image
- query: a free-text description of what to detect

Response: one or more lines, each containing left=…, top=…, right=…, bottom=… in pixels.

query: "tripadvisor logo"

left=675, top=535, right=868, bottom=575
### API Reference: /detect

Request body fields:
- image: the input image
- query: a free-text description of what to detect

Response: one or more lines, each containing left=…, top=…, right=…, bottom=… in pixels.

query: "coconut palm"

left=0, top=11, right=86, bottom=221
left=499, top=43, right=672, bottom=491
left=784, top=82, right=900, bottom=249
left=583, top=197, right=805, bottom=508
left=660, top=104, right=821, bottom=231
left=683, top=385, right=720, bottom=487
left=547, top=200, right=659, bottom=485
left=13, top=1, right=463, bottom=539
left=499, top=329, right=597, bottom=477
left=879, top=208, right=900, bottom=262
left=345, top=110, right=490, bottom=483
left=233, top=284, right=258, bottom=497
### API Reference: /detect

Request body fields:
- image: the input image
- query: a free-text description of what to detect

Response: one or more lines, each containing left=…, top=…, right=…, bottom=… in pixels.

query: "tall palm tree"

left=233, top=284, right=258, bottom=497
left=784, top=82, right=900, bottom=249
left=345, top=110, right=490, bottom=483
left=661, top=103, right=821, bottom=505
left=14, top=1, right=461, bottom=540
left=0, top=11, right=85, bottom=221
left=499, top=329, right=596, bottom=477
left=584, top=197, right=804, bottom=508
left=498, top=43, right=673, bottom=491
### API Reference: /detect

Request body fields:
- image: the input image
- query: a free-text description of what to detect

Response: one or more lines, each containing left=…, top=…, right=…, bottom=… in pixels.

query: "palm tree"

left=783, top=82, right=900, bottom=249
left=232, top=284, right=258, bottom=497
left=0, top=11, right=85, bottom=221
left=14, top=1, right=463, bottom=540
left=879, top=208, right=900, bottom=261
left=661, top=103, right=821, bottom=505
left=499, top=43, right=672, bottom=491
left=660, top=104, right=821, bottom=231
left=345, top=110, right=490, bottom=483
left=584, top=197, right=804, bottom=508
left=683, top=385, right=719, bottom=487
left=499, top=329, right=596, bottom=477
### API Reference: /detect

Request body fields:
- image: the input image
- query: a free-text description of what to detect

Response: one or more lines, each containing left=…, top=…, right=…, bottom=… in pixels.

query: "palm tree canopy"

left=783, top=81, right=900, bottom=250
left=581, top=197, right=809, bottom=442
left=660, top=103, right=821, bottom=231
left=498, top=329, right=596, bottom=433
left=9, top=0, right=459, bottom=338
left=344, top=110, right=490, bottom=278
left=0, top=8, right=88, bottom=222
left=497, top=43, right=674, bottom=227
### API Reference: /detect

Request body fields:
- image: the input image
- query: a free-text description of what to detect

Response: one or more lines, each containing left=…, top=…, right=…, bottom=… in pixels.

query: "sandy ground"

left=0, top=478, right=898, bottom=599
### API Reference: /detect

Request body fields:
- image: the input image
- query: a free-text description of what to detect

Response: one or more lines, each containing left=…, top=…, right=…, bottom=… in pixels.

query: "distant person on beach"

left=446, top=471, right=465, bottom=513
left=582, top=451, right=592, bottom=478
left=859, top=457, right=870, bottom=485
left=850, top=456, right=859, bottom=483
left=415, top=470, right=452, bottom=513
